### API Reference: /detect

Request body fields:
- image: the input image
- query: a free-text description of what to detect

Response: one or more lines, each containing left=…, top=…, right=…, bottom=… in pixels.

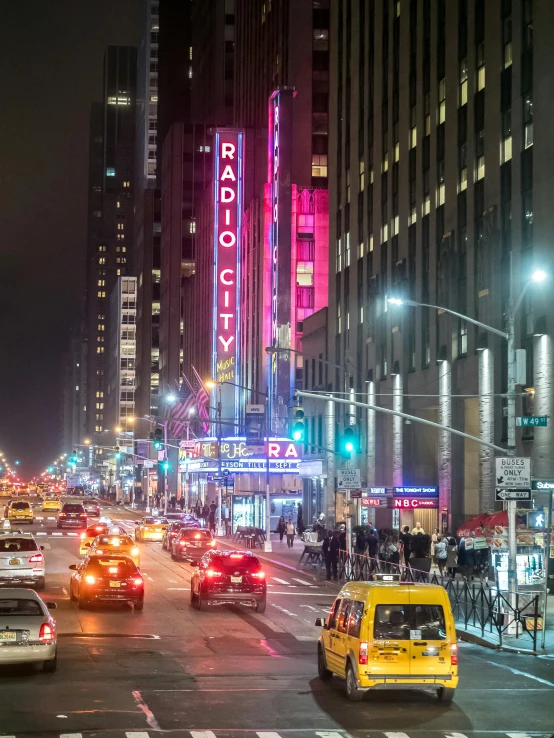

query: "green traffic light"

left=292, top=429, right=303, bottom=441
left=115, top=452, right=121, bottom=460
left=345, top=441, right=354, bottom=452
left=162, top=461, right=169, bottom=471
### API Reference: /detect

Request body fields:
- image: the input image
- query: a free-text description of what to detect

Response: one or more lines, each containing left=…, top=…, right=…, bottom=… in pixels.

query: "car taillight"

left=179, top=540, right=187, bottom=546
left=359, top=641, right=369, bottom=665
left=251, top=570, right=265, bottom=579
left=84, top=575, right=96, bottom=585
left=208, top=540, right=216, bottom=547
left=230, top=554, right=243, bottom=559
left=450, top=643, right=458, bottom=666
left=205, top=569, right=222, bottom=578
left=29, top=554, right=43, bottom=564
left=80, top=532, right=86, bottom=540
left=39, top=623, right=55, bottom=642
left=59, top=513, right=66, bottom=517
left=133, top=577, right=143, bottom=587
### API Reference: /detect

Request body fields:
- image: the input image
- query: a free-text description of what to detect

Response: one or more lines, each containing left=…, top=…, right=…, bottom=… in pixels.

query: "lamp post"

left=388, top=267, right=547, bottom=597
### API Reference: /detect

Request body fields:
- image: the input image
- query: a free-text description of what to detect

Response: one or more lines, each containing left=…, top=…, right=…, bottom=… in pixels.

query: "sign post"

left=495, top=457, right=531, bottom=596
left=516, top=416, right=548, bottom=427
left=337, top=469, right=361, bottom=489
left=494, top=488, right=532, bottom=502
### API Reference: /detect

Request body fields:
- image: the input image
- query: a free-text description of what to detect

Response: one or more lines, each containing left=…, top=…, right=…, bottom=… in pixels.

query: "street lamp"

left=388, top=266, right=548, bottom=596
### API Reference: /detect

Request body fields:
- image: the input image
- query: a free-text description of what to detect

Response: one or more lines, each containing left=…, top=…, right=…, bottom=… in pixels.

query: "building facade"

left=328, top=0, right=553, bottom=531
left=107, top=276, right=138, bottom=430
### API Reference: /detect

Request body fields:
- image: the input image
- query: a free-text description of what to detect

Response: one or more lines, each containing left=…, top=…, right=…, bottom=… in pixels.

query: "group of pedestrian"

left=277, top=516, right=297, bottom=547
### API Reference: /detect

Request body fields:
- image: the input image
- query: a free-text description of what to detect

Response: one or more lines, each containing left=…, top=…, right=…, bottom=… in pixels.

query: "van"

left=315, top=575, right=458, bottom=702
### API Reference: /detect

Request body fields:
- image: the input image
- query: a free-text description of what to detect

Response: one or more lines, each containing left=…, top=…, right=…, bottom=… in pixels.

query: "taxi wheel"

left=317, top=645, right=332, bottom=679
left=345, top=663, right=364, bottom=701
left=437, top=687, right=456, bottom=702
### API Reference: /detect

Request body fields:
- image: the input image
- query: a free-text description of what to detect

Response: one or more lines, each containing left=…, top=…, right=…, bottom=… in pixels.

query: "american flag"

left=191, top=366, right=211, bottom=434
left=168, top=376, right=196, bottom=437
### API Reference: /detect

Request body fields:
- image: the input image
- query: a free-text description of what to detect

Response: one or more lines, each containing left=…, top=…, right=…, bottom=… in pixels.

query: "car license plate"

left=109, top=581, right=121, bottom=588
left=383, top=654, right=397, bottom=662
left=231, top=576, right=242, bottom=583
left=0, top=631, right=16, bottom=641
left=9, top=559, right=20, bottom=566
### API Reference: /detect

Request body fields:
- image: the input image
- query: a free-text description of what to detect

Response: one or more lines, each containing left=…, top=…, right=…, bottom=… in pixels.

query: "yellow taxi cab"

left=79, top=522, right=111, bottom=555
left=4, top=500, right=34, bottom=524
left=316, top=574, right=458, bottom=702
left=88, top=531, right=140, bottom=567
left=134, top=516, right=167, bottom=542
left=42, top=495, right=62, bottom=512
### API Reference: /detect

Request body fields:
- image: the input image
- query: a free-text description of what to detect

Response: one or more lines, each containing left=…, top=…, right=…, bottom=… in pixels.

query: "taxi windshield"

left=374, top=604, right=447, bottom=640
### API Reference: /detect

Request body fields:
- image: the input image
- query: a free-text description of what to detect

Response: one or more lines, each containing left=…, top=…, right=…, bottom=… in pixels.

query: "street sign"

left=516, top=416, right=548, bottom=427
left=495, top=457, right=531, bottom=488
left=180, top=440, right=196, bottom=450
left=350, top=490, right=363, bottom=499
left=143, top=460, right=154, bottom=469
left=495, top=488, right=532, bottom=501
left=246, top=404, right=265, bottom=414
left=338, top=469, right=361, bottom=489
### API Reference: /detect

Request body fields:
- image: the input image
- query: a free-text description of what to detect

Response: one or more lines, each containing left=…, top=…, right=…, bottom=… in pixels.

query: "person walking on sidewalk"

left=323, top=530, right=340, bottom=581
left=286, top=519, right=295, bottom=548
left=277, top=515, right=286, bottom=542
left=179, top=496, right=185, bottom=511
left=435, top=535, right=448, bottom=576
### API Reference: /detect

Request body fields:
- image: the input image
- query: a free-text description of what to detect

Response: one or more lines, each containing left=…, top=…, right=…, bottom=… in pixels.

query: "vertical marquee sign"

left=213, top=129, right=244, bottom=430
left=268, top=88, right=294, bottom=434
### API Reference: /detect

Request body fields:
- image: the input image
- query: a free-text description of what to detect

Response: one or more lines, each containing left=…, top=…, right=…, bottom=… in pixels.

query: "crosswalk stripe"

left=66, top=532, right=78, bottom=536
left=191, top=731, right=217, bottom=738
left=506, top=734, right=536, bottom=738
left=60, top=733, right=83, bottom=737
left=445, top=733, right=470, bottom=737
left=35, top=532, right=47, bottom=536
left=257, top=732, right=283, bottom=738
left=384, top=733, right=411, bottom=738
left=292, top=577, right=315, bottom=586
left=51, top=532, right=63, bottom=536
left=272, top=577, right=289, bottom=585
left=315, top=732, right=346, bottom=738
left=125, top=733, right=150, bottom=738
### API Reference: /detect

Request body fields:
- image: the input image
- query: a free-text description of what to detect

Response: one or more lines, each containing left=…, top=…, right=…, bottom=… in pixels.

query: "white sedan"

left=0, top=589, right=57, bottom=671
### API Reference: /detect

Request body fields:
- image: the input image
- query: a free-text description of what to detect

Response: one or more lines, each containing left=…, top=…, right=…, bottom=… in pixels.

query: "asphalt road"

left=1, top=496, right=553, bottom=738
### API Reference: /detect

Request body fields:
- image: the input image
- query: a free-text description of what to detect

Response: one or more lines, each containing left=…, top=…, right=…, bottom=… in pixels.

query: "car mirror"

left=135, top=521, right=140, bottom=525
left=84, top=542, right=91, bottom=547
left=46, top=602, right=57, bottom=610
left=315, top=617, right=327, bottom=628
left=69, top=564, right=77, bottom=570
left=40, top=546, right=45, bottom=551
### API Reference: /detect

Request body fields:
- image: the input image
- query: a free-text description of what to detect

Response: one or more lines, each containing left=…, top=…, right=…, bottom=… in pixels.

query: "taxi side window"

left=337, top=599, right=351, bottom=634
left=327, top=598, right=341, bottom=630
left=347, top=600, right=365, bottom=638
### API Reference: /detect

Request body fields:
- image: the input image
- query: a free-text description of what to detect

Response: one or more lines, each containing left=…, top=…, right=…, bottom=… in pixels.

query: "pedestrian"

left=208, top=507, right=216, bottom=533
left=366, top=530, right=379, bottom=568
left=155, top=493, right=161, bottom=508
left=355, top=529, right=367, bottom=555
left=170, top=494, right=177, bottom=511
left=201, top=503, right=209, bottom=526
left=431, top=527, right=440, bottom=562
left=399, top=525, right=412, bottom=566
left=412, top=521, right=425, bottom=535
left=435, top=535, right=448, bottom=575
left=446, top=536, right=459, bottom=577
left=277, top=515, right=286, bottom=542
left=322, top=530, right=333, bottom=580
left=179, top=496, right=185, bottom=511
left=338, top=524, right=347, bottom=553
left=324, top=530, right=340, bottom=581
left=286, top=519, right=295, bottom=547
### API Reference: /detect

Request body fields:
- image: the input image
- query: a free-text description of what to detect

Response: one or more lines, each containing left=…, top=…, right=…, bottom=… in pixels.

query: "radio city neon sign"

left=270, top=100, right=279, bottom=349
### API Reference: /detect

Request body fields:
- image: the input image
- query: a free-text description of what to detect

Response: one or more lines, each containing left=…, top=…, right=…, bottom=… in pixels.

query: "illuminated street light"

left=115, top=426, right=122, bottom=433
left=83, top=438, right=91, bottom=445
left=532, top=269, right=547, bottom=283
left=165, top=393, right=177, bottom=403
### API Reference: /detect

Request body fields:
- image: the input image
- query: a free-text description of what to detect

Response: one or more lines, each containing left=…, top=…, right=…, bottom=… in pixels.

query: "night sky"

left=0, top=1, right=139, bottom=479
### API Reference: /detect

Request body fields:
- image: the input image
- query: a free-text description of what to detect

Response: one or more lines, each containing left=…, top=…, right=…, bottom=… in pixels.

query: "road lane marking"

left=271, top=577, right=289, bottom=585
left=316, top=732, right=348, bottom=738
left=474, top=655, right=554, bottom=687
left=271, top=603, right=298, bottom=617
left=292, top=577, right=316, bottom=586
left=60, top=734, right=83, bottom=737
left=167, top=587, right=190, bottom=590
left=445, top=734, right=471, bottom=738
left=300, top=604, right=319, bottom=611
left=383, top=733, right=411, bottom=738
left=125, top=733, right=150, bottom=738
left=258, top=732, right=282, bottom=738
left=506, top=734, right=539, bottom=738
left=52, top=532, right=63, bottom=536
left=36, top=532, right=47, bottom=536
left=191, top=731, right=217, bottom=738
left=67, top=532, right=78, bottom=536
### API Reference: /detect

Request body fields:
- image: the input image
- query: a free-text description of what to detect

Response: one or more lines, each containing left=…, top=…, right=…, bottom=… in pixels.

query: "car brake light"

left=80, top=532, right=86, bottom=540
left=194, top=533, right=201, bottom=539
left=230, top=554, right=243, bottom=559
left=205, top=569, right=222, bottom=578
left=450, top=643, right=458, bottom=666
left=179, top=540, right=187, bottom=546
left=84, top=575, right=96, bottom=584
left=109, top=567, right=118, bottom=574
left=95, top=526, right=103, bottom=532
left=96, top=549, right=104, bottom=554
left=208, top=540, right=216, bottom=547
left=359, top=641, right=369, bottom=665
left=29, top=554, right=43, bottom=564
left=251, top=570, right=265, bottom=579
left=39, top=623, right=55, bottom=642
left=59, top=513, right=66, bottom=517
left=133, top=577, right=143, bottom=586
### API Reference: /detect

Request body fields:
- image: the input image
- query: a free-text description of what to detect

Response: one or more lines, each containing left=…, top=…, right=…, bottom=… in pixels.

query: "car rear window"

left=0, top=538, right=38, bottom=552
left=96, top=536, right=133, bottom=546
left=142, top=518, right=157, bottom=525
left=0, top=599, right=43, bottom=616
left=210, top=554, right=261, bottom=573
left=63, top=504, right=85, bottom=513
left=181, top=529, right=212, bottom=541
left=11, top=502, right=30, bottom=510
left=86, top=558, right=137, bottom=576
left=374, top=604, right=447, bottom=640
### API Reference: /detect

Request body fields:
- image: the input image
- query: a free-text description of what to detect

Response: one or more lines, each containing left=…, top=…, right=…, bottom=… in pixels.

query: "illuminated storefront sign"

left=192, top=438, right=301, bottom=462
left=362, top=498, right=387, bottom=507
left=393, top=486, right=439, bottom=497
left=267, top=88, right=294, bottom=434
left=393, top=498, right=438, bottom=509
left=213, top=129, right=244, bottom=426
left=185, top=458, right=301, bottom=474
left=365, top=486, right=387, bottom=495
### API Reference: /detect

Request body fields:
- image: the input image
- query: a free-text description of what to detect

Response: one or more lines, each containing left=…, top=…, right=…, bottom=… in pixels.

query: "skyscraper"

left=85, top=46, right=137, bottom=471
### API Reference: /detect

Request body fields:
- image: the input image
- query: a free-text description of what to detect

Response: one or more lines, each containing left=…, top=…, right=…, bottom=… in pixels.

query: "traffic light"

left=291, top=407, right=305, bottom=442
left=162, top=461, right=170, bottom=472
left=47, top=466, right=54, bottom=473
left=153, top=428, right=163, bottom=451
left=341, top=425, right=359, bottom=458
left=114, top=446, right=121, bottom=460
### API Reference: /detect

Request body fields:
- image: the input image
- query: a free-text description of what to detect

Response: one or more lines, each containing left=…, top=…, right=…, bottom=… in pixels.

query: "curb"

left=456, top=628, right=500, bottom=650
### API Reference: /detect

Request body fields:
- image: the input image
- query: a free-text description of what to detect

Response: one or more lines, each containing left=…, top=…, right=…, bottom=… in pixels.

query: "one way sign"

left=495, top=488, right=532, bottom=501
left=495, top=457, right=531, bottom=488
